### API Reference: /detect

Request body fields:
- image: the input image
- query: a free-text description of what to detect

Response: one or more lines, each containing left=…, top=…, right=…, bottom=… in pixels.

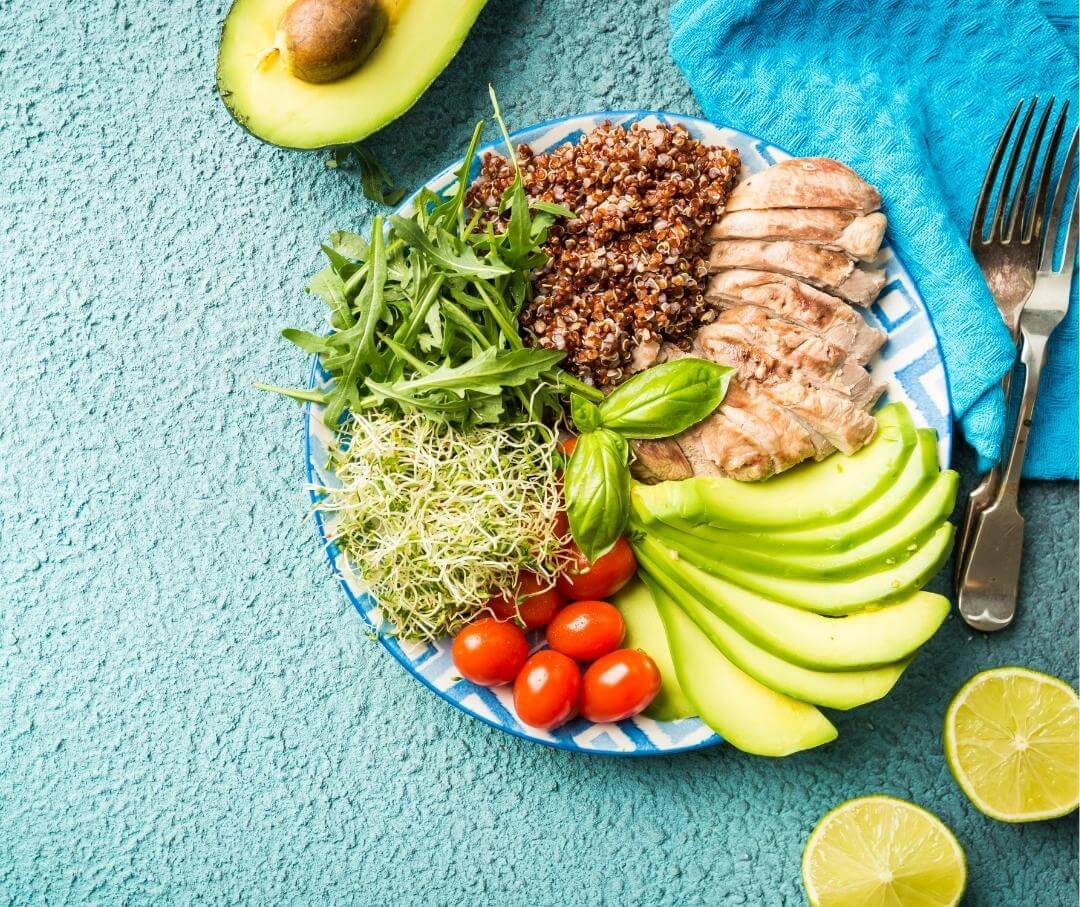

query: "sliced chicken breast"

left=721, top=381, right=817, bottom=471
left=707, top=209, right=887, bottom=260
left=706, top=270, right=885, bottom=364
left=758, top=379, right=877, bottom=454
left=628, top=438, right=693, bottom=483
left=726, top=158, right=882, bottom=215
left=680, top=412, right=776, bottom=482
left=709, top=239, right=886, bottom=305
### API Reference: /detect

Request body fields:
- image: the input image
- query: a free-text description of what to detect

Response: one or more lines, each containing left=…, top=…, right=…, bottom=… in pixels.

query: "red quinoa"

left=466, top=122, right=740, bottom=387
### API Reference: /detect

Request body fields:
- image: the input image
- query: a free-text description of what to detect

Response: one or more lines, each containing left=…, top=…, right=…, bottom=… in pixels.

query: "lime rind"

left=944, top=666, right=1080, bottom=823
left=802, top=795, right=967, bottom=907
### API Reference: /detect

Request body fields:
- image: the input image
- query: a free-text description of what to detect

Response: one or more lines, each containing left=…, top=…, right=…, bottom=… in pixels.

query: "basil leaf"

left=599, top=358, right=734, bottom=439
left=564, top=429, right=630, bottom=563
left=570, top=394, right=601, bottom=432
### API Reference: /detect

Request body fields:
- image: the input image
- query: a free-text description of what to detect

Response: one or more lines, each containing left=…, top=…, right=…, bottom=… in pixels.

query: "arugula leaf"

left=393, top=347, right=564, bottom=397
left=307, top=267, right=353, bottom=330
left=530, top=200, right=576, bottom=219
left=339, top=144, right=406, bottom=206
left=599, top=357, right=733, bottom=439
left=281, top=328, right=333, bottom=354
left=563, top=429, right=630, bottom=562
left=331, top=230, right=368, bottom=259
left=253, top=383, right=330, bottom=405
left=390, top=215, right=511, bottom=279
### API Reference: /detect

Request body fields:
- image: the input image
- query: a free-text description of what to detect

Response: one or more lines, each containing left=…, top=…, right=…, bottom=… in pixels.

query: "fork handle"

left=953, top=367, right=1015, bottom=588
left=957, top=329, right=1046, bottom=631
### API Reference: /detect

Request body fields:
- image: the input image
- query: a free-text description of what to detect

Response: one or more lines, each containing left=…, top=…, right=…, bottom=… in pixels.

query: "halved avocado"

left=217, top=0, right=489, bottom=149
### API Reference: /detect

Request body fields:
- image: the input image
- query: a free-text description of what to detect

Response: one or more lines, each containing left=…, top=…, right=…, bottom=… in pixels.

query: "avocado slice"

left=647, top=428, right=942, bottom=555
left=612, top=579, right=695, bottom=721
left=648, top=472, right=957, bottom=583
left=645, top=571, right=910, bottom=710
left=666, top=523, right=954, bottom=613
left=653, top=581, right=838, bottom=756
left=635, top=537, right=950, bottom=670
left=217, top=0, right=489, bottom=149
left=630, top=403, right=916, bottom=532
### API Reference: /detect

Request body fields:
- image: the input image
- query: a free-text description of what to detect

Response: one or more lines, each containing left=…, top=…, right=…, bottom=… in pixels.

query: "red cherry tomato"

left=560, top=437, right=578, bottom=456
left=488, top=571, right=564, bottom=628
left=546, top=600, right=626, bottom=662
left=513, top=650, right=582, bottom=730
left=451, top=618, right=529, bottom=687
left=552, top=510, right=571, bottom=542
left=557, top=537, right=637, bottom=600
left=580, top=649, right=661, bottom=723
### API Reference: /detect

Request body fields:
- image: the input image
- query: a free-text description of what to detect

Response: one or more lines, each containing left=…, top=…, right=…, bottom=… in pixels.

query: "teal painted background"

left=1, top=1, right=1077, bottom=903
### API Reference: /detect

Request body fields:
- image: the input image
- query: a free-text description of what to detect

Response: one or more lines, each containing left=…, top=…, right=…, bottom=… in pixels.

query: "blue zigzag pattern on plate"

left=303, top=112, right=953, bottom=756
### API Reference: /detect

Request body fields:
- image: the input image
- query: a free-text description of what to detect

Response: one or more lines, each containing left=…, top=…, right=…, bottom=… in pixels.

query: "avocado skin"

left=216, top=0, right=489, bottom=150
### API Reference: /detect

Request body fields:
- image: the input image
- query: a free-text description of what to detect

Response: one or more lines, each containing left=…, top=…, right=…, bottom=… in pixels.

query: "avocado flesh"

left=646, top=571, right=910, bottom=710
left=653, top=582, right=837, bottom=756
left=646, top=429, right=942, bottom=555
left=635, top=537, right=950, bottom=670
left=217, top=0, right=489, bottom=149
left=676, top=523, right=953, bottom=613
left=612, top=579, right=695, bottom=721
left=643, top=471, right=957, bottom=581
left=630, top=403, right=916, bottom=532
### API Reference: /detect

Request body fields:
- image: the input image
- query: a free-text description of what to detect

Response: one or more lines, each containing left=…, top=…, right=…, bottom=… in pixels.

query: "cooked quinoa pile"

left=466, top=122, right=740, bottom=387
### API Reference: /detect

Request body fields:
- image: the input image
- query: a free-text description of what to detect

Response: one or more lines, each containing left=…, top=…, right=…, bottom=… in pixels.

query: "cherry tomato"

left=552, top=510, right=571, bottom=542
left=557, top=537, right=637, bottom=600
left=452, top=618, right=529, bottom=687
left=513, top=650, right=582, bottom=730
left=580, top=649, right=661, bottom=723
left=560, top=436, right=578, bottom=456
left=488, top=571, right=564, bottom=629
left=546, top=600, right=625, bottom=662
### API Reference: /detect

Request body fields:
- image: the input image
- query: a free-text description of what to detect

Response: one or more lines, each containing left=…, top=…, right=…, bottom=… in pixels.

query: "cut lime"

left=944, top=666, right=1079, bottom=823
left=802, top=795, right=966, bottom=907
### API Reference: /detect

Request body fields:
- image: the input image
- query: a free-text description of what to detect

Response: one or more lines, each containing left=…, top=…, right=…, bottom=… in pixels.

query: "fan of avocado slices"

left=217, top=0, right=488, bottom=149
left=612, top=403, right=958, bottom=758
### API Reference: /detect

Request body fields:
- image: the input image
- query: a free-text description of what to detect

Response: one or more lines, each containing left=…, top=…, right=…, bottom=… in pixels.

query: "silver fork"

left=957, top=127, right=1078, bottom=632
left=954, top=98, right=1071, bottom=589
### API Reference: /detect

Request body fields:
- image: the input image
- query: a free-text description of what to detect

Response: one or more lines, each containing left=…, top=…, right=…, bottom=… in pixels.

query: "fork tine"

left=989, top=97, right=1038, bottom=242
left=970, top=100, right=1024, bottom=246
left=1040, top=128, right=1079, bottom=270
left=1006, top=98, right=1054, bottom=242
left=1024, top=99, right=1070, bottom=243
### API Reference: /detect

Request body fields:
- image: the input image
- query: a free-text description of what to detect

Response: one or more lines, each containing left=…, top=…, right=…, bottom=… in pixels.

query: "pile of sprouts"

left=317, top=410, right=570, bottom=640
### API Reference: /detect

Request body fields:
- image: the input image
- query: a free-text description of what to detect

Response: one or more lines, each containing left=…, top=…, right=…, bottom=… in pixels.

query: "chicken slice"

left=707, top=209, right=887, bottom=261
left=706, top=270, right=885, bottom=364
left=721, top=381, right=818, bottom=471
left=678, top=413, right=777, bottom=482
left=726, top=158, right=882, bottom=215
left=628, top=438, right=693, bottom=483
left=713, top=306, right=846, bottom=376
left=709, top=240, right=886, bottom=305
left=690, top=323, right=878, bottom=455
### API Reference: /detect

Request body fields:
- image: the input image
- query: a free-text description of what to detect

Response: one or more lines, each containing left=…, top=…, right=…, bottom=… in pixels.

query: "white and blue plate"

left=303, top=112, right=953, bottom=756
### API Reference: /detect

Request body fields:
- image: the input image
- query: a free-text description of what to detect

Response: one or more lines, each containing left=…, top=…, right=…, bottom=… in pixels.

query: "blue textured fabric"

left=671, top=0, right=1079, bottom=479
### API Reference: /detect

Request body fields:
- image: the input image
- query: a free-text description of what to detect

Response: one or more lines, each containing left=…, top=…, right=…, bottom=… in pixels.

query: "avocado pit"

left=278, top=0, right=387, bottom=83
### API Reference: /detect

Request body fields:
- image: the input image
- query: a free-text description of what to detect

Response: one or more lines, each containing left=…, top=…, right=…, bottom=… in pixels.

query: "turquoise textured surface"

left=1, top=1, right=1077, bottom=904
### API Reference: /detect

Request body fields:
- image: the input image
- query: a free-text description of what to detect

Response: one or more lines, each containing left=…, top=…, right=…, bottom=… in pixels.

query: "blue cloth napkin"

left=670, top=0, right=1078, bottom=479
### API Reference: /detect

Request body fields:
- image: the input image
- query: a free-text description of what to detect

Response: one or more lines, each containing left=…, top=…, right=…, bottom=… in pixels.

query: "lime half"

left=944, top=666, right=1079, bottom=823
left=802, top=795, right=966, bottom=907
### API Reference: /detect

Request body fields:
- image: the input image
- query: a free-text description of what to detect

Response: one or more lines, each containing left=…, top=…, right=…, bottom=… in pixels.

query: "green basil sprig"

left=563, top=429, right=630, bottom=562
left=598, top=358, right=733, bottom=438
left=562, top=357, right=733, bottom=561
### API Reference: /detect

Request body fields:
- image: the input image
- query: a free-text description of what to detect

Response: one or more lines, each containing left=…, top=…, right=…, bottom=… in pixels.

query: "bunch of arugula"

left=259, top=89, right=603, bottom=429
